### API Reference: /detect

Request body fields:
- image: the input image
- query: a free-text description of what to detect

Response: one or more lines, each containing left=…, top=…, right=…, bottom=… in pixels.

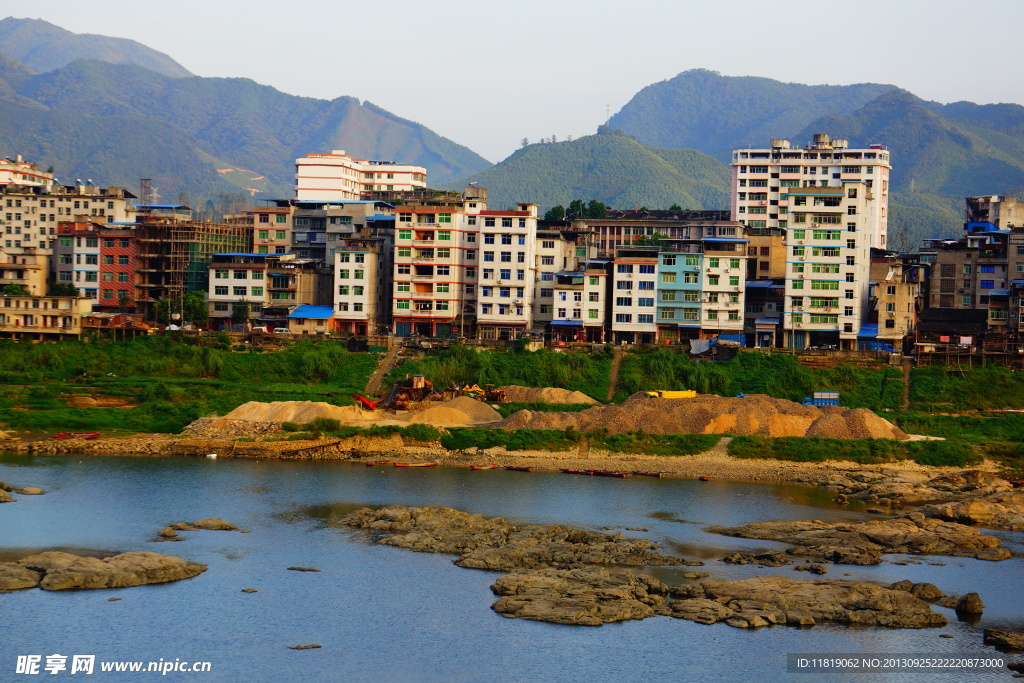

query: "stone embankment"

left=339, top=505, right=962, bottom=629
left=706, top=515, right=1011, bottom=564
left=0, top=551, right=206, bottom=591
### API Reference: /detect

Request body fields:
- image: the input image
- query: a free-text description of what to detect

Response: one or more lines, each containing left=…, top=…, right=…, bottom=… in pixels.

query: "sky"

left=9, top=0, right=1024, bottom=163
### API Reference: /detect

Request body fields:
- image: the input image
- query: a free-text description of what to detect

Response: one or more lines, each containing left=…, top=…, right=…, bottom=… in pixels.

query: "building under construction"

left=134, top=204, right=251, bottom=317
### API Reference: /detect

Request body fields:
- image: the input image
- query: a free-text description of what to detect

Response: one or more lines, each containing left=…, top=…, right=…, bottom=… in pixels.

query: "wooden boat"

left=469, top=464, right=499, bottom=470
left=592, top=470, right=630, bottom=478
left=51, top=432, right=72, bottom=440
left=559, top=468, right=594, bottom=475
left=631, top=471, right=666, bottom=478
left=504, top=466, right=534, bottom=472
left=365, top=461, right=393, bottom=467
left=72, top=432, right=101, bottom=440
left=393, top=462, right=437, bottom=467
left=698, top=475, right=710, bottom=481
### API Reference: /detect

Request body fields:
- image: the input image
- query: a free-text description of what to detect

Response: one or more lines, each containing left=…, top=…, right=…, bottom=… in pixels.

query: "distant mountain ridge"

left=0, top=17, right=192, bottom=77
left=446, top=132, right=730, bottom=211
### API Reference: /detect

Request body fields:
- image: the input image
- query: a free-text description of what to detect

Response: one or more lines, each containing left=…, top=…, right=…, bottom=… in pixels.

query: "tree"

left=669, top=203, right=683, bottom=211
left=551, top=135, right=557, bottom=143
left=544, top=205, right=566, bottom=222
left=585, top=200, right=607, bottom=219
left=48, top=283, right=79, bottom=296
left=153, top=298, right=170, bottom=325
left=1, top=284, right=29, bottom=295
left=520, top=137, right=529, bottom=148
left=231, top=301, right=250, bottom=325
left=566, top=199, right=586, bottom=220
left=183, top=292, right=209, bottom=327
left=633, top=231, right=669, bottom=247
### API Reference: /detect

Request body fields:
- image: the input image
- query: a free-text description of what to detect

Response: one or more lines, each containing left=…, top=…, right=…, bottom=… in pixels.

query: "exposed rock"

left=168, top=517, right=239, bottom=532
left=707, top=517, right=1010, bottom=563
left=242, top=588, right=258, bottom=593
left=157, top=526, right=179, bottom=539
left=722, top=551, right=789, bottom=567
left=0, top=480, right=13, bottom=491
left=287, top=567, right=321, bottom=572
left=888, top=581, right=945, bottom=600
left=938, top=592, right=985, bottom=614
left=668, top=576, right=946, bottom=629
left=682, top=571, right=710, bottom=579
left=490, top=567, right=667, bottom=626
left=911, top=491, right=1024, bottom=532
left=288, top=644, right=322, bottom=650
left=0, top=551, right=205, bottom=591
left=0, top=490, right=13, bottom=503
left=794, top=563, right=828, bottom=574
left=984, top=629, right=1024, bottom=651
left=341, top=505, right=697, bottom=571
left=17, top=487, right=44, bottom=495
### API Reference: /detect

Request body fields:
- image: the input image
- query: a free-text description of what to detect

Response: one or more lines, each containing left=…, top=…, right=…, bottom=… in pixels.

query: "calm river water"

left=1, top=453, right=1022, bottom=682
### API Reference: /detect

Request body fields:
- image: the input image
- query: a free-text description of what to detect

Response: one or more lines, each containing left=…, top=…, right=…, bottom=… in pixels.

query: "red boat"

left=592, top=470, right=630, bottom=478
left=51, top=432, right=72, bottom=440
left=469, top=464, right=499, bottom=470
left=560, top=468, right=594, bottom=475
left=365, top=461, right=394, bottom=467
left=393, top=462, right=437, bottom=468
left=504, top=466, right=534, bottom=472
left=72, top=432, right=100, bottom=440
left=631, top=471, right=666, bottom=478
left=698, top=475, right=711, bottom=481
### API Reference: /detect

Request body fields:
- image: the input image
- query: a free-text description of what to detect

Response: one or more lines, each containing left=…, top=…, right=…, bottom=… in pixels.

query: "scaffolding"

left=134, top=216, right=251, bottom=317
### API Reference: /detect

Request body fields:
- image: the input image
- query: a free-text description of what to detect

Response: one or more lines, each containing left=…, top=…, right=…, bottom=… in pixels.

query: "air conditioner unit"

left=797, top=240, right=805, bottom=244
left=495, top=280, right=503, bottom=284
left=794, top=306, right=804, bottom=311
left=799, top=257, right=806, bottom=261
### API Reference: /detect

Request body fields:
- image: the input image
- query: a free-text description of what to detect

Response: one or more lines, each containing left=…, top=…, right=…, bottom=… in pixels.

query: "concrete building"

left=0, top=156, right=55, bottom=187
left=54, top=221, right=136, bottom=310
left=295, top=150, right=426, bottom=202
left=0, top=292, right=92, bottom=340
left=569, top=210, right=735, bottom=257
left=866, top=255, right=924, bottom=349
left=475, top=204, right=540, bottom=340
left=0, top=251, right=48, bottom=296
left=965, top=195, right=1024, bottom=229
left=549, top=260, right=610, bottom=343
left=610, top=246, right=659, bottom=344
left=206, top=253, right=330, bottom=326
left=731, top=135, right=891, bottom=349
left=534, top=229, right=594, bottom=328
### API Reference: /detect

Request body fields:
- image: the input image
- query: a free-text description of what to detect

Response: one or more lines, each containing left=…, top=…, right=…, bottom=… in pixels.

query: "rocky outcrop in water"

left=0, top=551, right=206, bottom=591
left=341, top=506, right=697, bottom=570
left=706, top=515, right=1010, bottom=563
left=490, top=567, right=668, bottom=626
left=909, top=491, right=1024, bottom=532
left=984, top=629, right=1024, bottom=651
left=153, top=518, right=239, bottom=541
left=796, top=469, right=1014, bottom=509
left=669, top=576, right=947, bottom=629
left=722, top=551, right=790, bottom=566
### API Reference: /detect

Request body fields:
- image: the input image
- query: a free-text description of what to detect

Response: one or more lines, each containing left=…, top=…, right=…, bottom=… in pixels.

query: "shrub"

left=307, top=417, right=342, bottom=433
left=281, top=422, right=301, bottom=432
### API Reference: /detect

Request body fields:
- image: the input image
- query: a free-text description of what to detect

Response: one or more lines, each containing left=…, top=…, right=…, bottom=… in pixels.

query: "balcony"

left=413, top=238, right=435, bottom=244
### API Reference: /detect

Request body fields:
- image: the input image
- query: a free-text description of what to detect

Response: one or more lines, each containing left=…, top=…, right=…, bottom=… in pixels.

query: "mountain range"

left=3, top=18, right=1024, bottom=249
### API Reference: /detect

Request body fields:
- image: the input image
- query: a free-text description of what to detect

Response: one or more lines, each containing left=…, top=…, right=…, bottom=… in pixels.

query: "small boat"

left=592, top=470, right=630, bottom=478
left=698, top=475, right=710, bottom=481
left=51, top=432, right=72, bottom=440
left=206, top=453, right=218, bottom=459
left=393, top=462, right=437, bottom=468
left=631, top=471, right=666, bottom=478
left=504, top=466, right=534, bottom=472
left=560, top=468, right=594, bottom=475
left=71, top=432, right=101, bottom=440
left=469, top=464, right=499, bottom=470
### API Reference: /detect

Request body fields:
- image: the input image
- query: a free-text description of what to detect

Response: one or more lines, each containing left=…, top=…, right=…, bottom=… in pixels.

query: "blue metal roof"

left=368, top=214, right=395, bottom=221
left=988, top=289, right=1011, bottom=296
left=754, top=317, right=780, bottom=325
left=105, top=222, right=137, bottom=226
left=549, top=320, right=583, bottom=326
left=288, top=305, right=336, bottom=320
left=745, top=280, right=780, bottom=288
left=857, top=324, right=879, bottom=338
left=703, top=238, right=749, bottom=243
left=214, top=253, right=294, bottom=258
left=132, top=204, right=190, bottom=209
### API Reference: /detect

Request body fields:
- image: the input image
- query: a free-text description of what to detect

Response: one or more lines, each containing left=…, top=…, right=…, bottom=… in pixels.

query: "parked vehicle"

left=273, top=327, right=291, bottom=334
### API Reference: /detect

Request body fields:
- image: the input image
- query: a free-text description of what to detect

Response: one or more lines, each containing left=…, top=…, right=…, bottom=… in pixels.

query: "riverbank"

left=7, top=431, right=1003, bottom=485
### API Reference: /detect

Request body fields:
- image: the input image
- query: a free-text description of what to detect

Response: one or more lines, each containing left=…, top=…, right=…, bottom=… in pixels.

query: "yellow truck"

left=644, top=390, right=697, bottom=399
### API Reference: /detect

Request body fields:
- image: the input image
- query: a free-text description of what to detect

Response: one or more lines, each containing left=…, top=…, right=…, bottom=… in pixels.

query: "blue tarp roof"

left=858, top=324, right=879, bottom=338
left=745, top=280, right=781, bottom=288
left=288, top=305, right=336, bottom=320
left=549, top=320, right=583, bottom=326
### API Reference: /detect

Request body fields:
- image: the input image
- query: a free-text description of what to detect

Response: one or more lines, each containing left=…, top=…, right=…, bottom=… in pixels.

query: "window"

left=339, top=285, right=350, bottom=295
left=398, top=230, right=412, bottom=240
left=589, top=276, right=599, bottom=286
left=215, top=286, right=228, bottom=296
left=396, top=300, right=410, bottom=310
left=708, top=275, right=720, bottom=286
left=118, top=273, right=129, bottom=283
left=684, top=254, right=699, bottom=266
left=250, top=287, right=263, bottom=297
left=615, top=314, right=632, bottom=323
left=588, top=309, right=599, bottom=319
left=639, top=264, right=655, bottom=274
left=541, top=256, right=554, bottom=265
left=499, top=269, right=511, bottom=279
left=706, top=310, right=718, bottom=320
left=660, top=308, right=676, bottom=320
left=729, top=259, right=740, bottom=269
left=398, top=247, right=411, bottom=257
left=233, top=286, right=247, bottom=296
left=275, top=215, right=286, bottom=224
left=85, top=254, right=98, bottom=265
left=483, top=251, right=495, bottom=262
left=102, top=289, right=113, bottom=299
left=258, top=230, right=269, bottom=240
left=103, top=255, right=114, bottom=265
left=980, top=265, right=995, bottom=273
left=118, top=255, right=129, bottom=266
left=683, top=272, right=698, bottom=284
left=541, top=240, right=555, bottom=249
left=617, top=264, right=633, bottom=273
left=663, top=255, right=676, bottom=266
left=214, top=303, right=229, bottom=312
left=84, top=272, right=98, bottom=282
left=708, top=258, right=720, bottom=268
left=980, top=280, right=995, bottom=289
left=616, top=297, right=633, bottom=307
left=637, top=314, right=654, bottom=324
left=437, top=213, right=451, bottom=224
left=438, top=231, right=451, bottom=241
left=662, top=272, right=677, bottom=284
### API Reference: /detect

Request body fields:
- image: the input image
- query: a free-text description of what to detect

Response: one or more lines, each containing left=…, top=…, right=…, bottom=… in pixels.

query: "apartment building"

left=867, top=255, right=923, bottom=348
left=54, top=221, right=136, bottom=310
left=534, top=229, right=594, bottom=328
left=0, top=251, right=48, bottom=295
left=334, top=228, right=394, bottom=336
left=731, top=136, right=890, bottom=349
left=965, top=195, right=1024, bottom=229
left=295, top=150, right=426, bottom=202
left=206, top=253, right=330, bottom=325
left=475, top=204, right=540, bottom=340
left=610, top=246, right=659, bottom=344
left=569, top=210, right=734, bottom=257
left=0, top=292, right=92, bottom=340
left=392, top=188, right=487, bottom=338
left=0, top=156, right=55, bottom=187
left=549, top=261, right=610, bottom=342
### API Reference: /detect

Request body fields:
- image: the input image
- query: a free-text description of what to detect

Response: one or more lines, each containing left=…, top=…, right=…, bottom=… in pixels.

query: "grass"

left=728, top=435, right=979, bottom=468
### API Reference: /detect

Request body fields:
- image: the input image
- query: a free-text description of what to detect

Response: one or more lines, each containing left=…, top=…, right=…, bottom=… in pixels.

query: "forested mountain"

left=446, top=132, right=730, bottom=210
left=0, top=17, right=192, bottom=77
left=608, top=69, right=896, bottom=159
left=0, top=56, right=493, bottom=207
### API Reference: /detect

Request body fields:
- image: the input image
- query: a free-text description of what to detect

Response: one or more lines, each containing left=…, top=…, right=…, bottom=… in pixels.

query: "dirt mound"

left=224, top=401, right=355, bottom=424
left=498, top=393, right=907, bottom=440
left=498, top=385, right=599, bottom=405
left=404, top=396, right=501, bottom=426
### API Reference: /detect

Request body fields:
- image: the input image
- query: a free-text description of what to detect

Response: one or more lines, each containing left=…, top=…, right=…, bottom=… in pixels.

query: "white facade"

left=334, top=248, right=373, bottom=332
left=475, top=204, right=539, bottom=337
left=0, top=156, right=54, bottom=188
left=295, top=150, right=427, bottom=201
left=610, top=248, right=659, bottom=343
left=699, top=247, right=747, bottom=334
left=208, top=258, right=268, bottom=319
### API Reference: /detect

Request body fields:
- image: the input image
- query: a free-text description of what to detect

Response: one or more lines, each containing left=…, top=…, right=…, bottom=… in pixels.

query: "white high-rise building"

left=295, top=150, right=427, bottom=201
left=730, top=135, right=891, bottom=350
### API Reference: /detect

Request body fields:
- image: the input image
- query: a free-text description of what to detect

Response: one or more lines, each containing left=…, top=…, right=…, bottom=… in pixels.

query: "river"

left=1, top=453, right=1021, bottom=682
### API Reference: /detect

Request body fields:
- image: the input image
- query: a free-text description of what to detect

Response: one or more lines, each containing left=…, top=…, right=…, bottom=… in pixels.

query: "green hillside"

left=609, top=69, right=896, bottom=158
left=446, top=131, right=730, bottom=210
left=0, top=17, right=192, bottom=77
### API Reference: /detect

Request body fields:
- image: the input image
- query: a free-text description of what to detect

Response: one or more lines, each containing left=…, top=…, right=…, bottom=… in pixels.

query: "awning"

left=988, top=289, right=1010, bottom=296
left=549, top=320, right=583, bottom=326
left=857, top=323, right=879, bottom=338
left=754, top=317, right=780, bottom=327
left=288, top=305, right=336, bottom=320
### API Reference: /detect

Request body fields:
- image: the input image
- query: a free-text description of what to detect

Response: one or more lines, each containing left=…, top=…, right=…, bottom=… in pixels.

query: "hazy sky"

left=12, top=0, right=1024, bottom=162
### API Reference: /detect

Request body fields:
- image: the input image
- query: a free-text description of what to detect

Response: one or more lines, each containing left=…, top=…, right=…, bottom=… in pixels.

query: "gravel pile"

left=498, top=385, right=599, bottom=405
left=498, top=392, right=907, bottom=440
left=224, top=401, right=360, bottom=423
left=181, top=418, right=282, bottom=438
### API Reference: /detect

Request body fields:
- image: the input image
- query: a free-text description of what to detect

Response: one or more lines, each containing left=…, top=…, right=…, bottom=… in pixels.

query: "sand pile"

left=224, top=401, right=360, bottom=424
left=498, top=393, right=907, bottom=440
left=498, top=386, right=600, bottom=405
left=407, top=396, right=502, bottom=426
